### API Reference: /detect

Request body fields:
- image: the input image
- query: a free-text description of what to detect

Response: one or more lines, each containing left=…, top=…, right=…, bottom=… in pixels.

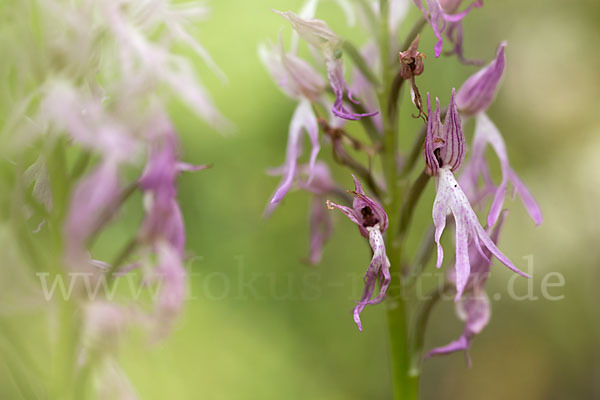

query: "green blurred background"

left=2, top=0, right=600, bottom=399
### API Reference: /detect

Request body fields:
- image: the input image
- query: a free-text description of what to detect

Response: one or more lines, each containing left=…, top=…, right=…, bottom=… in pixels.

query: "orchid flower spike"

left=327, top=176, right=390, bottom=330
left=424, top=89, right=529, bottom=300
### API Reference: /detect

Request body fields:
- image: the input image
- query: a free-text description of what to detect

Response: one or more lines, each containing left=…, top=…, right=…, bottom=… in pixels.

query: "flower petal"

left=474, top=113, right=542, bottom=226
left=267, top=99, right=319, bottom=215
left=259, top=35, right=326, bottom=101
left=456, top=42, right=506, bottom=116
left=435, top=167, right=530, bottom=295
left=353, top=227, right=391, bottom=331
left=424, top=94, right=444, bottom=176
left=65, top=160, right=122, bottom=265
left=274, top=10, right=341, bottom=49
left=508, top=168, right=543, bottom=226
left=440, top=88, right=466, bottom=172
left=306, top=198, right=334, bottom=264
left=327, top=56, right=379, bottom=121
left=426, top=292, right=489, bottom=366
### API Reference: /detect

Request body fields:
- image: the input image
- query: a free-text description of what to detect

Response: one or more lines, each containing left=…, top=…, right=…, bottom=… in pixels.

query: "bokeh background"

left=2, top=0, right=600, bottom=399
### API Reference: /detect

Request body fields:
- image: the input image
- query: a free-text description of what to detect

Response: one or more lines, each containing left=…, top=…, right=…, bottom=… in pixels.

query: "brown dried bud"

left=398, top=34, right=425, bottom=80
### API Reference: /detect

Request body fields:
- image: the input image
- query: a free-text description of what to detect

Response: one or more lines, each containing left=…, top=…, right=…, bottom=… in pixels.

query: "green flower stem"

left=51, top=297, right=80, bottom=400
left=380, top=11, right=432, bottom=400
left=377, top=1, right=418, bottom=399
left=44, top=140, right=80, bottom=399
left=388, top=73, right=405, bottom=124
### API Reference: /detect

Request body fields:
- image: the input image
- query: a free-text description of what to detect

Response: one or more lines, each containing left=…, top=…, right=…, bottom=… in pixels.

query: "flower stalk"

left=379, top=4, right=428, bottom=398
left=265, top=1, right=541, bottom=399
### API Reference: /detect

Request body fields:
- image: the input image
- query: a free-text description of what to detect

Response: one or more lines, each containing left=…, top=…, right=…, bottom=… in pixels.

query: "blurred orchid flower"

left=153, top=242, right=187, bottom=336
left=275, top=10, right=378, bottom=120
left=298, top=163, right=339, bottom=264
left=267, top=162, right=344, bottom=264
left=260, top=35, right=324, bottom=213
left=265, top=99, right=320, bottom=215
left=137, top=119, right=208, bottom=333
left=65, top=159, right=123, bottom=266
left=138, top=126, right=208, bottom=253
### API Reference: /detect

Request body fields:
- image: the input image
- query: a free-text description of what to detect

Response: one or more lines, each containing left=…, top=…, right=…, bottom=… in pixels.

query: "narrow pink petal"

left=424, top=94, right=444, bottom=176
left=454, top=212, right=471, bottom=301
left=474, top=113, right=541, bottom=226
left=426, top=335, right=470, bottom=358
left=326, top=200, right=361, bottom=227
left=352, top=174, right=366, bottom=196
left=427, top=290, right=488, bottom=365
left=456, top=42, right=506, bottom=116
left=474, top=221, right=530, bottom=278
left=441, top=88, right=466, bottom=171
left=176, top=162, right=210, bottom=173
left=438, top=167, right=530, bottom=282
left=432, top=177, right=450, bottom=268
left=154, top=243, right=186, bottom=336
left=268, top=100, right=318, bottom=213
left=327, top=56, right=378, bottom=121
left=350, top=42, right=383, bottom=133
left=508, top=168, right=543, bottom=226
left=299, top=100, right=320, bottom=183
left=459, top=293, right=490, bottom=336
left=441, top=0, right=482, bottom=22
left=306, top=198, right=333, bottom=265
left=488, top=183, right=507, bottom=227
left=353, top=227, right=391, bottom=331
